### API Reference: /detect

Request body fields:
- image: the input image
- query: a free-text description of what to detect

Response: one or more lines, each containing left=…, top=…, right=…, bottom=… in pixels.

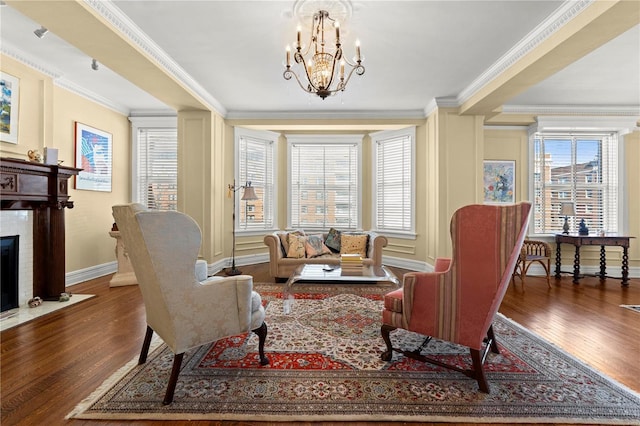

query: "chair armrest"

left=193, top=274, right=255, bottom=331
left=367, top=231, right=388, bottom=265
left=264, top=233, right=284, bottom=277
left=434, top=257, right=452, bottom=273
left=400, top=270, right=449, bottom=336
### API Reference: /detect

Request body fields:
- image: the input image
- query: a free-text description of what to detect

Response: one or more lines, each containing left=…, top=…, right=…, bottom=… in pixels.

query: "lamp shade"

left=560, top=202, right=575, bottom=216
left=241, top=184, right=258, bottom=201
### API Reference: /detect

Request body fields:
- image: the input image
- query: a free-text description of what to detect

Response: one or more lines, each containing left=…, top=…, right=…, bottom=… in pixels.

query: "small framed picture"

left=1, top=72, right=20, bottom=144
left=483, top=160, right=515, bottom=204
left=74, top=122, right=112, bottom=192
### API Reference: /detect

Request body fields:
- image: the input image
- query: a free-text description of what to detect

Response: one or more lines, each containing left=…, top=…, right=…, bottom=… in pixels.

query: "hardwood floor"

left=1, top=263, right=639, bottom=426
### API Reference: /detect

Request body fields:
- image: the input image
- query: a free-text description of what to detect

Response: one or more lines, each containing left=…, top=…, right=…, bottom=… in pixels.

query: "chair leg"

left=487, top=325, right=500, bottom=354
left=138, top=326, right=154, bottom=364
left=252, top=322, right=269, bottom=366
left=163, top=352, right=184, bottom=405
left=544, top=259, right=551, bottom=288
left=380, top=324, right=396, bottom=361
left=512, top=259, right=524, bottom=289
left=470, top=349, right=490, bottom=393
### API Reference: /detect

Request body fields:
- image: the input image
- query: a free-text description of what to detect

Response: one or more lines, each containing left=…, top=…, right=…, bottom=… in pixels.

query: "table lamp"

left=560, top=202, right=575, bottom=234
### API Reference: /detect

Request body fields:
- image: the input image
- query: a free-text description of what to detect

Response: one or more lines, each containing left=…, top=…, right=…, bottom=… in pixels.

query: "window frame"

left=371, top=126, right=417, bottom=239
left=129, top=116, right=178, bottom=210
left=528, top=129, right=625, bottom=237
left=234, top=127, right=279, bottom=236
left=286, top=134, right=363, bottom=231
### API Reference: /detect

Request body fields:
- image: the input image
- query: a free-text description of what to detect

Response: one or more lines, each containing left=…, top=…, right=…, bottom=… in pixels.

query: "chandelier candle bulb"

left=286, top=46, right=291, bottom=67
left=335, top=21, right=340, bottom=43
left=340, top=60, right=345, bottom=78
left=356, top=40, right=361, bottom=61
left=297, top=26, right=301, bottom=49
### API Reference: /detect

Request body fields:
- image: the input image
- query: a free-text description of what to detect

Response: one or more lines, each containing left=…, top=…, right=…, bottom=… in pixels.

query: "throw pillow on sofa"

left=340, top=234, right=368, bottom=258
left=287, top=233, right=307, bottom=258
left=325, top=227, right=341, bottom=252
left=305, top=234, right=332, bottom=257
left=280, top=229, right=305, bottom=256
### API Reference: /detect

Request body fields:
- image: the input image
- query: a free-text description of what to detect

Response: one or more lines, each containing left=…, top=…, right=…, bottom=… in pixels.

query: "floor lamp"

left=226, top=180, right=258, bottom=276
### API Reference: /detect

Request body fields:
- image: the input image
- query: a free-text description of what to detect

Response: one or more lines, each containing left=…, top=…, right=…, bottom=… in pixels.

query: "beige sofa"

left=263, top=230, right=388, bottom=281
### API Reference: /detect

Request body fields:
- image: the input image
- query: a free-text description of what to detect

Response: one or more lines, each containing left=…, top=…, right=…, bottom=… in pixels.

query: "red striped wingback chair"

left=381, top=202, right=531, bottom=393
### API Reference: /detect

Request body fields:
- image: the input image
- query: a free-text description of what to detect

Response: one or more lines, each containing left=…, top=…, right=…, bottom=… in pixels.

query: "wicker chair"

left=513, top=239, right=552, bottom=288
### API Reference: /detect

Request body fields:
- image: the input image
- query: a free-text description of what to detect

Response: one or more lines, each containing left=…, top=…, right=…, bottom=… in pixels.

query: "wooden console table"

left=554, top=234, right=633, bottom=286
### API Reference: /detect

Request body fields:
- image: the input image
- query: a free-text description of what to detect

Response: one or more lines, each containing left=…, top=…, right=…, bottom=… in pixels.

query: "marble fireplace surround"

left=1, top=211, right=34, bottom=307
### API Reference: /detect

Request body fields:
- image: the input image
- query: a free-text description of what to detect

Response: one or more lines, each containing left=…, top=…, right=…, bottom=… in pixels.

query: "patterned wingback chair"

left=112, top=204, right=268, bottom=404
left=381, top=202, right=531, bottom=393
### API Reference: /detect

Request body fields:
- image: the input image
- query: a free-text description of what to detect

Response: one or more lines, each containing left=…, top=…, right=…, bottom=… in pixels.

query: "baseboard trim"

left=65, top=257, right=639, bottom=287
left=66, top=262, right=117, bottom=287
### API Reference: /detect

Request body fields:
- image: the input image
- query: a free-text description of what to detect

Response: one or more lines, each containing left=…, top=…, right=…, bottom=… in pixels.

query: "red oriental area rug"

left=68, top=283, right=640, bottom=424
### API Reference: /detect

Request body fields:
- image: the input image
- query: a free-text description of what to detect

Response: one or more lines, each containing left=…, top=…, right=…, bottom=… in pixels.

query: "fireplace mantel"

left=1, top=157, right=81, bottom=300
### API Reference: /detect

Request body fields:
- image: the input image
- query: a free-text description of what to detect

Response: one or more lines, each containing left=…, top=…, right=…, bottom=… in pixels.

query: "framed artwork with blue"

left=74, top=122, right=112, bottom=192
left=483, top=160, right=515, bottom=204
left=1, top=72, right=20, bottom=144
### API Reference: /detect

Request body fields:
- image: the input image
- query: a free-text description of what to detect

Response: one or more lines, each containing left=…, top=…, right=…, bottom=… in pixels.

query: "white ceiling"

left=1, top=1, right=638, bottom=118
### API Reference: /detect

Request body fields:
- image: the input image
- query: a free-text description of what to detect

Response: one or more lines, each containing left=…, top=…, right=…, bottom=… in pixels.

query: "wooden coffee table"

left=283, top=264, right=400, bottom=313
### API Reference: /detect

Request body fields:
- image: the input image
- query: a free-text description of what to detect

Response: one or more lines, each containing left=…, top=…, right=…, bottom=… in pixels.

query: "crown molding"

left=424, top=97, right=459, bottom=116
left=457, top=0, right=594, bottom=106
left=1, top=41, right=62, bottom=79
left=55, top=78, right=130, bottom=115
left=84, top=0, right=227, bottom=117
left=502, top=104, right=640, bottom=117
left=1, top=41, right=130, bottom=115
left=225, top=109, right=426, bottom=120
left=532, top=115, right=640, bottom=134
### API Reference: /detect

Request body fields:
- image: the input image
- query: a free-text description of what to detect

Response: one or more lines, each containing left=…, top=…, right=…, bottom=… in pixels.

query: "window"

left=288, top=135, right=362, bottom=230
left=235, top=128, right=278, bottom=233
left=371, top=127, right=416, bottom=237
left=531, top=132, right=620, bottom=235
left=130, top=116, right=178, bottom=210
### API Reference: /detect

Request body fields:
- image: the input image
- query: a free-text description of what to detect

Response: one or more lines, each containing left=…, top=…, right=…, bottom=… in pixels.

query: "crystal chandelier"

left=283, top=9, right=364, bottom=99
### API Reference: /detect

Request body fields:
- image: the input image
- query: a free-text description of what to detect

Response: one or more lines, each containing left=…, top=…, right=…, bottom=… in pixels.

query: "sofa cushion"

left=325, top=227, right=341, bottom=252
left=340, top=233, right=368, bottom=258
left=305, top=234, right=332, bottom=258
left=280, top=230, right=305, bottom=256
left=286, top=233, right=307, bottom=258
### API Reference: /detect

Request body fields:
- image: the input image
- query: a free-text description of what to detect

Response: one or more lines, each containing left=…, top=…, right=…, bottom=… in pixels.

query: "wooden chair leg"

left=163, top=352, right=184, bottom=405
left=138, top=326, right=154, bottom=364
left=544, top=259, right=551, bottom=288
left=487, top=325, right=499, bottom=354
left=252, top=322, right=269, bottom=366
left=380, top=324, right=396, bottom=361
left=470, top=348, right=490, bottom=393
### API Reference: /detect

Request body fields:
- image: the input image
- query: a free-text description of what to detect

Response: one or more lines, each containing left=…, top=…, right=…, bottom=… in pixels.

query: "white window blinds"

left=532, top=132, right=619, bottom=235
left=288, top=136, right=361, bottom=230
left=136, top=127, right=178, bottom=210
left=373, top=128, right=415, bottom=234
left=236, top=128, right=277, bottom=231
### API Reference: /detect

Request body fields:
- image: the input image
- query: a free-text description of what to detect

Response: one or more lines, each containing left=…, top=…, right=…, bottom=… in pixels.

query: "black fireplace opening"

left=1, top=235, right=19, bottom=313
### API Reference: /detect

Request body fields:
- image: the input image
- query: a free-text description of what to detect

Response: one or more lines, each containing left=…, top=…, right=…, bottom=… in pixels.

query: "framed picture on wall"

left=483, top=160, right=515, bottom=204
left=0, top=72, right=20, bottom=144
left=74, top=122, right=113, bottom=192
